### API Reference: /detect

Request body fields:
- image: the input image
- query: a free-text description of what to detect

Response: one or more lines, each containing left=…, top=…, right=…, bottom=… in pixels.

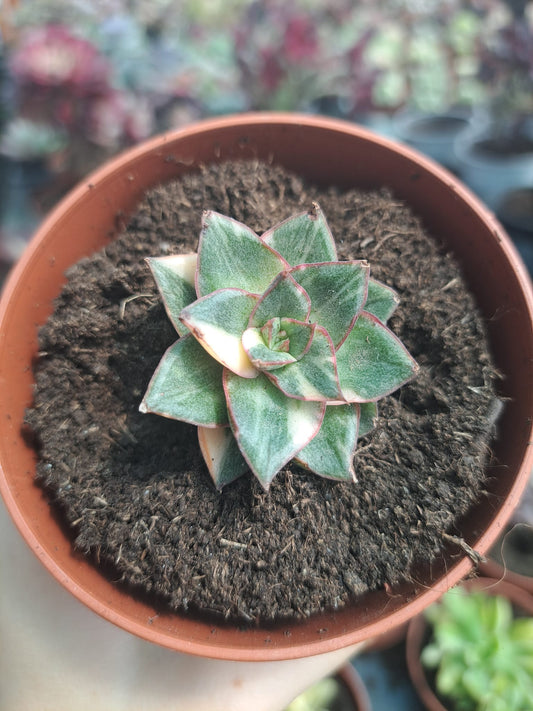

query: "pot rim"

left=1, top=112, right=532, bottom=660
left=454, top=123, right=533, bottom=167
left=336, top=664, right=372, bottom=711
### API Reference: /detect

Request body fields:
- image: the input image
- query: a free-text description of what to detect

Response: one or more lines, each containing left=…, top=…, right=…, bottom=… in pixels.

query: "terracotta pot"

left=336, top=664, right=372, bottom=711
left=362, top=620, right=408, bottom=653
left=480, top=556, right=533, bottom=595
left=498, top=186, right=533, bottom=235
left=406, top=577, right=533, bottom=711
left=480, top=525, right=533, bottom=595
left=1, top=113, right=532, bottom=661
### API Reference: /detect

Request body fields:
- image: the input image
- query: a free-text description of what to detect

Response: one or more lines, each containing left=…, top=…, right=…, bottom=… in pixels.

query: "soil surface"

left=26, top=160, right=499, bottom=623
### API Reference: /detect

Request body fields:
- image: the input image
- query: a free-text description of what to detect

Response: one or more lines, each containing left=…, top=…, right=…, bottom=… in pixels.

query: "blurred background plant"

left=477, top=0, right=533, bottom=141
left=421, top=587, right=533, bottom=711
left=0, top=0, right=531, bottom=268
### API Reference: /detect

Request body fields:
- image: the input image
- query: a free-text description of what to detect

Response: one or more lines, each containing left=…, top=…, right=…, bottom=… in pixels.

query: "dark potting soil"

left=26, top=160, right=500, bottom=623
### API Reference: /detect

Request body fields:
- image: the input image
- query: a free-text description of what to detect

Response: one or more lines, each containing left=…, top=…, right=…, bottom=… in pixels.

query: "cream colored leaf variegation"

left=141, top=204, right=418, bottom=490
left=197, top=426, right=249, bottom=490
left=180, top=289, right=259, bottom=378
left=146, top=254, right=197, bottom=336
left=295, top=404, right=359, bottom=481
left=223, top=370, right=325, bottom=490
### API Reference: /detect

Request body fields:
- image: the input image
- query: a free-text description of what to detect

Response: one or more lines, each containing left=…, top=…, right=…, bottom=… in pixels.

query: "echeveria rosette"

left=140, top=204, right=418, bottom=491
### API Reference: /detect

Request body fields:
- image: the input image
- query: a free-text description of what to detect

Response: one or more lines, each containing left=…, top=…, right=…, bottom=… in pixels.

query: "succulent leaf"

left=358, top=401, right=378, bottom=437
left=336, top=311, right=419, bottom=402
left=365, top=278, right=400, bottom=324
left=295, top=403, right=358, bottom=481
left=273, top=318, right=315, bottom=360
left=196, top=211, right=288, bottom=297
left=249, top=271, right=311, bottom=328
left=140, top=335, right=228, bottom=426
left=291, top=261, right=370, bottom=347
left=180, top=288, right=259, bottom=378
left=146, top=254, right=197, bottom=336
left=242, top=326, right=297, bottom=371
left=261, top=318, right=291, bottom=353
left=223, top=369, right=325, bottom=490
left=265, top=325, right=341, bottom=402
left=261, top=203, right=337, bottom=265
left=197, top=426, right=249, bottom=490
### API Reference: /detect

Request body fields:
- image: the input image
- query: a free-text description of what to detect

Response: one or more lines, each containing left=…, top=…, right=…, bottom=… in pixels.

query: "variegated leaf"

left=180, top=288, right=259, bottom=378
left=249, top=271, right=311, bottom=328
left=295, top=403, right=358, bottom=481
left=242, top=327, right=297, bottom=371
left=139, top=335, right=228, bottom=426
left=261, top=203, right=337, bottom=266
left=274, top=318, right=315, bottom=360
left=336, top=311, right=419, bottom=402
left=260, top=318, right=290, bottom=353
left=365, top=279, right=400, bottom=324
left=265, top=325, right=342, bottom=402
left=197, top=426, right=249, bottom=490
left=146, top=254, right=197, bottom=336
left=223, top=369, right=325, bottom=490
left=196, top=211, right=287, bottom=297
left=290, top=261, right=370, bottom=347
left=359, top=401, right=378, bottom=437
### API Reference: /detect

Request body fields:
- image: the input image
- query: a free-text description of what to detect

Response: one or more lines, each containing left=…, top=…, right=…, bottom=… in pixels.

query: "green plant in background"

left=0, top=118, right=67, bottom=160
left=478, top=11, right=533, bottom=140
left=422, top=587, right=533, bottom=711
left=285, top=676, right=340, bottom=711
left=140, top=205, right=418, bottom=491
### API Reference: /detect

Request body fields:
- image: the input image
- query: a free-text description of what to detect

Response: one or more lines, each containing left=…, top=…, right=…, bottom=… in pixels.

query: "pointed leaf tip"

left=196, top=211, right=287, bottom=297
left=249, top=271, right=311, bottom=328
left=290, top=260, right=370, bottom=347
left=198, top=426, right=249, bottom=490
left=141, top=335, right=228, bottom=427
left=224, top=370, right=325, bottom=490
left=261, top=203, right=337, bottom=266
left=295, top=403, right=359, bottom=482
left=336, top=311, right=418, bottom=402
left=364, top=278, right=400, bottom=324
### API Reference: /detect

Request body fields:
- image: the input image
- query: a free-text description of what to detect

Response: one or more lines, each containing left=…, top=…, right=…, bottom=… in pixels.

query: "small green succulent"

left=422, top=587, right=533, bottom=711
left=140, top=204, right=418, bottom=491
left=285, top=676, right=340, bottom=711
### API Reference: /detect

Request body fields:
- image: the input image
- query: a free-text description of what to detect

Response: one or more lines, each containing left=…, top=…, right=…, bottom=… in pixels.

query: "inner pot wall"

left=0, top=113, right=532, bottom=660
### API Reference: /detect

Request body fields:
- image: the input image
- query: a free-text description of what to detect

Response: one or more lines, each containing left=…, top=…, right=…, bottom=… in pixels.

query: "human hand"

left=0, top=504, right=361, bottom=711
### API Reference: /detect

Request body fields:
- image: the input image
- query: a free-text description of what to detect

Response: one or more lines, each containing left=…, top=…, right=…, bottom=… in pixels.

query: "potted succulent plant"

left=140, top=205, right=417, bottom=490
left=406, top=578, right=533, bottom=711
left=0, top=114, right=532, bottom=661
left=285, top=664, right=371, bottom=711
